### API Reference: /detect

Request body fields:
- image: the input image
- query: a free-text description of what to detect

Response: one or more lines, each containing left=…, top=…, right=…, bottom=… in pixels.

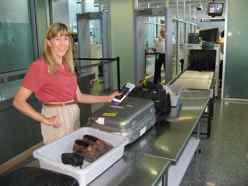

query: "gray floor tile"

left=181, top=100, right=248, bottom=186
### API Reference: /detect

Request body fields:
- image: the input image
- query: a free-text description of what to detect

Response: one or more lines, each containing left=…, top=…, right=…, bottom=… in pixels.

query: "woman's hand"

left=42, top=115, right=61, bottom=128
left=76, top=85, right=122, bottom=104
left=108, top=91, right=122, bottom=102
left=13, top=87, right=61, bottom=127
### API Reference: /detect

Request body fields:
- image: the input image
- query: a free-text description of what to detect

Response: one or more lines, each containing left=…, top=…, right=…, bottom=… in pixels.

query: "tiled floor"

left=181, top=100, right=248, bottom=186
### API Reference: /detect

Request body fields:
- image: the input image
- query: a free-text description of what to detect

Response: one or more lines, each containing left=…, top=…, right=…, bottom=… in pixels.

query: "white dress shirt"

left=154, top=37, right=165, bottom=54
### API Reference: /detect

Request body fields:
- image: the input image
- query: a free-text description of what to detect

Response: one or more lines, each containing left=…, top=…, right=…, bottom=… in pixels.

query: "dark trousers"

left=154, top=53, right=165, bottom=84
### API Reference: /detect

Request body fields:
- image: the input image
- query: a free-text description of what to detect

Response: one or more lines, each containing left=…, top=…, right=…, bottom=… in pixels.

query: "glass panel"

left=81, top=0, right=110, bottom=12
left=0, top=0, right=40, bottom=165
left=52, top=0, right=82, bottom=32
left=89, top=19, right=103, bottom=80
left=144, top=17, right=158, bottom=78
left=185, top=2, right=192, bottom=21
left=89, top=19, right=102, bottom=52
left=69, top=0, right=83, bottom=32
left=83, top=0, right=100, bottom=12
left=173, top=21, right=186, bottom=74
left=52, top=0, right=109, bottom=32
left=177, top=0, right=185, bottom=19
left=0, top=0, right=34, bottom=73
left=171, top=21, right=177, bottom=77
left=144, top=16, right=167, bottom=82
left=111, top=0, right=135, bottom=84
left=76, top=16, right=106, bottom=93
left=223, top=0, right=248, bottom=99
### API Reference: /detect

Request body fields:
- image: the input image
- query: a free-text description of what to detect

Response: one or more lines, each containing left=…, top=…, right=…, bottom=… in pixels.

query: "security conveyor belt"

left=184, top=43, right=221, bottom=97
left=169, top=70, right=214, bottom=94
left=89, top=91, right=212, bottom=186
left=129, top=91, right=210, bottom=162
left=88, top=70, right=215, bottom=186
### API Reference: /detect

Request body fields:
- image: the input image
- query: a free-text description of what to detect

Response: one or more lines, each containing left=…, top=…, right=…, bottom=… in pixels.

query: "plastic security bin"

left=33, top=127, right=128, bottom=186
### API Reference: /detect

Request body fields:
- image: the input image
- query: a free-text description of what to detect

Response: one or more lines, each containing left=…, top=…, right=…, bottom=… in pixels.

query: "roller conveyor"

left=166, top=70, right=214, bottom=139
left=169, top=70, right=214, bottom=93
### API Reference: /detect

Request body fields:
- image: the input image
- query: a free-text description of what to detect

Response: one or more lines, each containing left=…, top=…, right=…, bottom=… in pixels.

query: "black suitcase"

left=129, top=81, right=171, bottom=123
left=0, top=167, right=79, bottom=186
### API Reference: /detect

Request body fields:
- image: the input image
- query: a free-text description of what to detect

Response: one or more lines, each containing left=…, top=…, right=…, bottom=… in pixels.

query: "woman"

left=13, top=23, right=120, bottom=144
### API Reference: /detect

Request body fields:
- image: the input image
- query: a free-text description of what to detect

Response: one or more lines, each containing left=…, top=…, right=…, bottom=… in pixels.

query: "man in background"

left=153, top=27, right=166, bottom=84
left=218, top=30, right=224, bottom=87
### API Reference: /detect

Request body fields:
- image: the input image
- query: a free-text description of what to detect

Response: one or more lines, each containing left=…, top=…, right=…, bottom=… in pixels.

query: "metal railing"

left=0, top=68, right=27, bottom=84
left=74, top=57, right=121, bottom=90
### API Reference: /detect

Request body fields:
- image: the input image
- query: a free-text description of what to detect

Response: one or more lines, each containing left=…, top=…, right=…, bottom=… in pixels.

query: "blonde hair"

left=43, top=23, right=75, bottom=74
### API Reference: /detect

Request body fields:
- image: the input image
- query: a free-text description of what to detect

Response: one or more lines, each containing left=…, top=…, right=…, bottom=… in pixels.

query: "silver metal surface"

left=173, top=78, right=213, bottom=90
left=127, top=91, right=210, bottom=162
left=171, top=70, right=214, bottom=91
left=89, top=85, right=210, bottom=185
left=179, top=70, right=214, bottom=79
left=89, top=152, right=170, bottom=186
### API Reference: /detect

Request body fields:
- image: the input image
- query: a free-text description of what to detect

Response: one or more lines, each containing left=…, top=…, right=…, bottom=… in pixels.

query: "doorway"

left=134, top=8, right=173, bottom=84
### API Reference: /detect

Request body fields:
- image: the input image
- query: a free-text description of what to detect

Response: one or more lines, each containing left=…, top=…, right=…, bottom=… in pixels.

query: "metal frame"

left=162, top=173, right=168, bottom=186
left=74, top=57, right=120, bottom=90
left=77, top=12, right=112, bottom=90
left=134, top=7, right=173, bottom=83
left=29, top=0, right=39, bottom=58
left=0, top=0, right=38, bottom=83
left=174, top=0, right=198, bottom=75
left=193, top=96, right=214, bottom=139
left=221, top=0, right=228, bottom=100
left=173, top=18, right=197, bottom=74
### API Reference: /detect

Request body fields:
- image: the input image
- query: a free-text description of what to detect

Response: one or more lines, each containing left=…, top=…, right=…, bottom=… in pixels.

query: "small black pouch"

left=61, top=153, right=84, bottom=168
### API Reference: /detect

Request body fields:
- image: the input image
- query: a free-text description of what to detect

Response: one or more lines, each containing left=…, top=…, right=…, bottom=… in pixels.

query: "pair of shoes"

left=73, top=135, right=112, bottom=162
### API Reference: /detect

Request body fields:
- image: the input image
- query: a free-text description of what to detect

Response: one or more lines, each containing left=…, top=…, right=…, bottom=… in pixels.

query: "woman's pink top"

left=22, top=58, right=77, bottom=103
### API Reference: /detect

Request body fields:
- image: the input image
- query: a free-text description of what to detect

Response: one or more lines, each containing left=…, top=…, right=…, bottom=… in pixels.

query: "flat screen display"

left=208, top=3, right=224, bottom=16
left=199, top=28, right=219, bottom=42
